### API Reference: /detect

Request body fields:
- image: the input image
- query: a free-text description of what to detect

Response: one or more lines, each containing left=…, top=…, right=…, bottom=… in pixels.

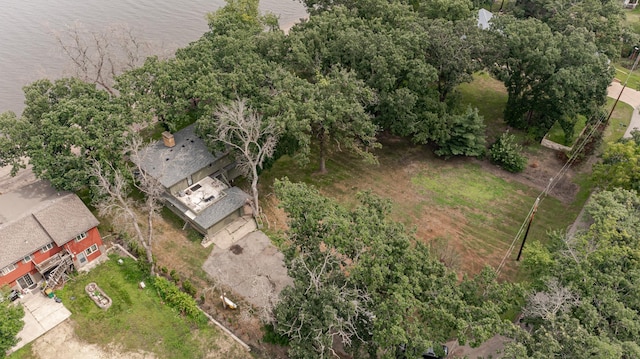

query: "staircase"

left=45, top=255, right=73, bottom=290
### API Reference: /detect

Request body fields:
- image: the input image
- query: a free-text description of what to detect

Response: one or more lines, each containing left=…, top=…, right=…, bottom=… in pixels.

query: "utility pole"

left=516, top=198, right=540, bottom=261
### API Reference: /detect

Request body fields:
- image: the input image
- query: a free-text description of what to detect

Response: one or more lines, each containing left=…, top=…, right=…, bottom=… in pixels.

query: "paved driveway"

left=202, top=231, right=292, bottom=310
left=9, top=290, right=71, bottom=354
left=607, top=81, right=640, bottom=138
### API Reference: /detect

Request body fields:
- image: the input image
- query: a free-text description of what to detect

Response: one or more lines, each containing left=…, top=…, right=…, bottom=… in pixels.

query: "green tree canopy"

left=592, top=132, right=640, bottom=192
left=489, top=16, right=612, bottom=139
left=512, top=0, right=624, bottom=59
left=516, top=188, right=640, bottom=357
left=0, top=298, right=24, bottom=357
left=0, top=78, right=131, bottom=192
left=274, top=179, right=522, bottom=358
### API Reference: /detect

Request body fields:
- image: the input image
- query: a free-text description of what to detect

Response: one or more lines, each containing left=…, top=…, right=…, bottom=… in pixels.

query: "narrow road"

left=607, top=81, right=640, bottom=138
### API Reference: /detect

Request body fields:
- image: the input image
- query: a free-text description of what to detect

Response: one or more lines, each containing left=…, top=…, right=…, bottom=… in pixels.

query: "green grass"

left=546, top=116, right=587, bottom=146
left=55, top=256, right=222, bottom=358
left=8, top=344, right=37, bottom=359
left=457, top=71, right=509, bottom=143
left=603, top=97, right=634, bottom=146
left=614, top=64, right=640, bottom=91
left=410, top=162, right=581, bottom=254
left=258, top=71, right=590, bottom=280
left=624, top=6, right=640, bottom=35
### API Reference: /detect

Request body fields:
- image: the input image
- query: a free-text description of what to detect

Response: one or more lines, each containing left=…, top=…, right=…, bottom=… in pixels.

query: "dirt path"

left=31, top=320, right=156, bottom=359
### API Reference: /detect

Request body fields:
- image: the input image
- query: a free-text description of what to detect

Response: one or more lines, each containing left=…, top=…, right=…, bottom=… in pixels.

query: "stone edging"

left=199, top=307, right=252, bottom=352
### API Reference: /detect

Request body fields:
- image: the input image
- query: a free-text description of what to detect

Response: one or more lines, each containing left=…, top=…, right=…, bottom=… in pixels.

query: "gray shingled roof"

left=33, top=195, right=99, bottom=246
left=136, top=124, right=225, bottom=188
left=164, top=186, right=250, bottom=231
left=0, top=215, right=53, bottom=269
left=0, top=181, right=99, bottom=269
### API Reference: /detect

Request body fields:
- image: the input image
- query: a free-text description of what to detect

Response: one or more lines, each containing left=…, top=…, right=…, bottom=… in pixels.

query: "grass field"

left=457, top=71, right=509, bottom=144
left=260, top=140, right=583, bottom=279
left=603, top=97, right=634, bottom=146
left=614, top=64, right=640, bottom=91
left=546, top=116, right=587, bottom=146
left=52, top=257, right=227, bottom=358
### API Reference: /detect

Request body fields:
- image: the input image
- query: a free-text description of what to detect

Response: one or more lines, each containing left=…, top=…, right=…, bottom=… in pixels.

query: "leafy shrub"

left=182, top=280, right=197, bottom=298
left=434, top=107, right=486, bottom=158
left=490, top=132, right=527, bottom=173
left=262, top=324, right=289, bottom=346
left=169, top=269, right=180, bottom=283
left=154, top=277, right=206, bottom=323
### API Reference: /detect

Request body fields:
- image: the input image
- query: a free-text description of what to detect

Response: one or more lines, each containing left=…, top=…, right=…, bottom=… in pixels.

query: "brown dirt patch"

left=31, top=320, right=157, bottom=359
left=260, top=134, right=586, bottom=278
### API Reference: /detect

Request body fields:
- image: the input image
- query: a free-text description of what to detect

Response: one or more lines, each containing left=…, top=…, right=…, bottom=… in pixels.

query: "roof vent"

left=162, top=131, right=175, bottom=148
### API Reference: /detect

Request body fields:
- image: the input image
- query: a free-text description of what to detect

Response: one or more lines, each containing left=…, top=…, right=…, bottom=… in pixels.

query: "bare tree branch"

left=52, top=22, right=167, bottom=94
left=208, top=98, right=280, bottom=217
left=523, top=278, right=580, bottom=322
left=90, top=136, right=165, bottom=275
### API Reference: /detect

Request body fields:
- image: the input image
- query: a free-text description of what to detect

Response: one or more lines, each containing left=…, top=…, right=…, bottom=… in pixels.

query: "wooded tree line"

left=0, top=0, right=620, bottom=190
left=0, top=0, right=632, bottom=357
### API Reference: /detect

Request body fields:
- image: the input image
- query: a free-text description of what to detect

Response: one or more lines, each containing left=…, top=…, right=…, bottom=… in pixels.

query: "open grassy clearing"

left=545, top=116, right=587, bottom=146
left=260, top=72, right=591, bottom=280
left=51, top=256, right=247, bottom=359
left=614, top=64, right=640, bottom=91
left=624, top=6, right=640, bottom=35
left=603, top=97, right=634, bottom=146
left=260, top=136, right=582, bottom=280
left=457, top=71, right=509, bottom=144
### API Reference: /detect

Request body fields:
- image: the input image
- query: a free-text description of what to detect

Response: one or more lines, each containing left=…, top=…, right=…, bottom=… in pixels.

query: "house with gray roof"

left=0, top=181, right=105, bottom=291
left=135, top=124, right=254, bottom=241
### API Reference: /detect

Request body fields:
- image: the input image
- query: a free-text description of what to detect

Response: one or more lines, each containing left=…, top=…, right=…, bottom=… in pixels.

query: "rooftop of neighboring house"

left=0, top=180, right=99, bottom=269
left=136, top=124, right=226, bottom=189
left=478, top=8, right=493, bottom=30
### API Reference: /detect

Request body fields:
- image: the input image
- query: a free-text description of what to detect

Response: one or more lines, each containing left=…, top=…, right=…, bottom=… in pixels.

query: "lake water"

left=0, top=0, right=307, bottom=115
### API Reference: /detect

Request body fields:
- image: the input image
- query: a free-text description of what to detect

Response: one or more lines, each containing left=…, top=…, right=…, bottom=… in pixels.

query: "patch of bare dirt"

left=31, top=320, right=157, bottom=359
left=259, top=134, right=587, bottom=278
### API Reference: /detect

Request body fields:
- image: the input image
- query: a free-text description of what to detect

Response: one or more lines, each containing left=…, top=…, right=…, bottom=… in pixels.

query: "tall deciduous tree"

left=0, top=78, right=131, bottom=192
left=512, top=0, right=624, bottom=59
left=91, top=136, right=165, bottom=276
left=592, top=132, right=640, bottom=192
left=516, top=189, right=640, bottom=357
left=0, top=111, right=30, bottom=175
left=273, top=179, right=521, bottom=358
left=53, top=22, right=161, bottom=95
left=198, top=98, right=279, bottom=216
left=489, top=16, right=612, bottom=139
left=274, top=67, right=379, bottom=173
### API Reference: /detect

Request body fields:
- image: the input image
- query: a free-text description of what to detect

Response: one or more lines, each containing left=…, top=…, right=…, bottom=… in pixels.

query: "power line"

left=495, top=56, right=640, bottom=276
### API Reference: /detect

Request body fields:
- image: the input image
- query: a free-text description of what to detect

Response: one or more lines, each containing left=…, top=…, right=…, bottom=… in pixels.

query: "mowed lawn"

left=260, top=73, right=592, bottom=280
left=22, top=257, right=247, bottom=359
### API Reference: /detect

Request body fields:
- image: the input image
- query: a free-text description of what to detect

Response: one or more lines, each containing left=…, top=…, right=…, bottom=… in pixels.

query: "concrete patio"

left=9, top=290, right=71, bottom=354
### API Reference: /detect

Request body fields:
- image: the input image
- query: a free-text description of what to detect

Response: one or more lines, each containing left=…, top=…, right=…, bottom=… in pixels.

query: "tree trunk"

left=146, top=210, right=155, bottom=276
left=127, top=206, right=154, bottom=276
left=318, top=134, right=327, bottom=174
left=251, top=166, right=260, bottom=217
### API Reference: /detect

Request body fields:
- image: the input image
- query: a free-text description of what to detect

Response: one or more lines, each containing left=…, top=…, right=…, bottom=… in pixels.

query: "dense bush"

left=154, top=277, right=206, bottom=323
left=490, top=132, right=527, bottom=173
left=182, top=280, right=197, bottom=298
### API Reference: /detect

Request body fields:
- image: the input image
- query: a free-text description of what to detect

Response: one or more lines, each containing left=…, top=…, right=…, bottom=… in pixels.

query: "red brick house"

left=0, top=181, right=105, bottom=291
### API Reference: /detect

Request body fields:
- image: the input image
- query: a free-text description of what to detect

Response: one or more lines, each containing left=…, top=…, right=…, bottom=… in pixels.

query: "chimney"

left=162, top=131, right=175, bottom=148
